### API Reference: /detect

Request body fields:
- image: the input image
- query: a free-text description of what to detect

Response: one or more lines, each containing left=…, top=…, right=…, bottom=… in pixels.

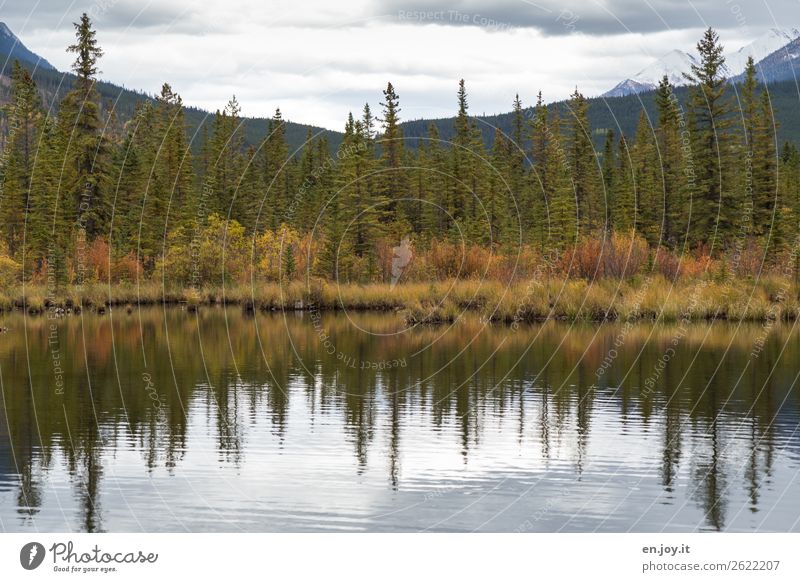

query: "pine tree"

left=208, top=96, right=245, bottom=218
left=419, top=123, right=447, bottom=237
left=632, top=111, right=660, bottom=244
left=378, top=83, right=407, bottom=218
left=263, top=107, right=291, bottom=229
left=283, top=242, right=296, bottom=280
left=544, top=113, right=576, bottom=249
left=654, top=75, right=686, bottom=247
left=0, top=61, right=42, bottom=260
left=110, top=120, right=144, bottom=257
left=134, top=83, right=195, bottom=271
left=614, top=136, right=636, bottom=232
left=528, top=91, right=549, bottom=247
left=601, top=128, right=616, bottom=229
left=63, top=12, right=111, bottom=242
left=450, top=79, right=472, bottom=230
left=752, top=89, right=778, bottom=242
left=565, top=88, right=600, bottom=236
left=505, top=95, right=526, bottom=246
left=486, top=129, right=509, bottom=246
left=684, top=28, right=736, bottom=249
left=155, top=83, right=194, bottom=229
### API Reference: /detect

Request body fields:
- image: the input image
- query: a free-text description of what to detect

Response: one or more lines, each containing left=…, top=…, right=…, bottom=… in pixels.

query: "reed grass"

left=1, top=276, right=798, bottom=323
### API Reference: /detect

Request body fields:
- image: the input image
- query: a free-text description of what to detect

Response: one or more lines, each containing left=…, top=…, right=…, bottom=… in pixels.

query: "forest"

left=1, top=15, right=799, bottom=319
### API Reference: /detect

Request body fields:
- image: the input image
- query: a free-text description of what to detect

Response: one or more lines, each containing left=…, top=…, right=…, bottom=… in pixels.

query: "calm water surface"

left=1, top=306, right=799, bottom=532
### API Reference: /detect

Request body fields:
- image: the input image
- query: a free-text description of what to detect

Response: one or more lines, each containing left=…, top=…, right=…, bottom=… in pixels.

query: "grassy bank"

left=2, top=274, right=799, bottom=323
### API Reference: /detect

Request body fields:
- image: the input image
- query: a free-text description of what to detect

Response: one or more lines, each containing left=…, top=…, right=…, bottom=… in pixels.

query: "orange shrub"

left=653, top=247, right=681, bottom=280
left=559, top=231, right=648, bottom=279
left=112, top=252, right=143, bottom=283
left=87, top=237, right=111, bottom=283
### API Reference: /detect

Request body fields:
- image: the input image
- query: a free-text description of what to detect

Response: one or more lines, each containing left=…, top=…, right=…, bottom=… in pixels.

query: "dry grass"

left=2, top=275, right=799, bottom=323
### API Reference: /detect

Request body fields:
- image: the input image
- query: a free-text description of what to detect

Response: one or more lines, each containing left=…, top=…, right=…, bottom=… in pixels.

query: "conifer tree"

left=58, top=12, right=113, bottom=250
left=614, top=135, right=636, bottom=232
left=543, top=113, right=576, bottom=249
left=752, top=89, right=778, bottom=241
left=528, top=92, right=550, bottom=247
left=379, top=83, right=407, bottom=218
left=632, top=112, right=660, bottom=244
left=451, top=79, right=472, bottom=229
left=263, top=108, right=290, bottom=229
left=601, top=128, right=616, bottom=229
left=0, top=62, right=42, bottom=260
left=684, top=28, right=736, bottom=249
left=419, top=123, right=447, bottom=237
left=566, top=88, right=600, bottom=235
left=654, top=76, right=686, bottom=247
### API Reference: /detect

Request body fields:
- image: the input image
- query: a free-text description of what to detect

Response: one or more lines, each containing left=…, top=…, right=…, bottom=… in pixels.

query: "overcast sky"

left=1, top=0, right=796, bottom=129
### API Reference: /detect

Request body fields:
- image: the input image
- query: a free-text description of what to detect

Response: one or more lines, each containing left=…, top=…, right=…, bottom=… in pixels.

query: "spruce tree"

left=566, top=88, right=600, bottom=236
left=684, top=28, right=736, bottom=249
left=752, top=89, right=778, bottom=242
left=263, top=108, right=290, bottom=229
left=378, top=83, right=407, bottom=218
left=654, top=76, right=686, bottom=247
left=0, top=61, right=42, bottom=260
left=63, top=12, right=111, bottom=242
left=528, top=92, right=549, bottom=247
left=614, top=135, right=636, bottom=233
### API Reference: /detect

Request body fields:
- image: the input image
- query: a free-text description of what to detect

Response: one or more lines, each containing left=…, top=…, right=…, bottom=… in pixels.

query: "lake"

left=1, top=306, right=799, bottom=532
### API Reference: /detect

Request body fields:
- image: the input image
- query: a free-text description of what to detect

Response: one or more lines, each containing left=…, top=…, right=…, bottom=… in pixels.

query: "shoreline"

left=1, top=276, right=798, bottom=324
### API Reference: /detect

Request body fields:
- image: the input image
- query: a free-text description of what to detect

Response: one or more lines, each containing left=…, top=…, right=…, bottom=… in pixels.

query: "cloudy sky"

left=1, top=0, right=796, bottom=129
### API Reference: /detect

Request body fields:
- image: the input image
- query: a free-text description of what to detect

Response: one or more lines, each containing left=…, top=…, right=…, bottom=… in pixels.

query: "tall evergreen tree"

left=0, top=62, right=42, bottom=260
left=378, top=83, right=407, bottom=218
left=654, top=75, right=686, bottom=247
left=684, top=27, right=736, bottom=249
left=63, top=12, right=111, bottom=241
left=565, top=88, right=600, bottom=235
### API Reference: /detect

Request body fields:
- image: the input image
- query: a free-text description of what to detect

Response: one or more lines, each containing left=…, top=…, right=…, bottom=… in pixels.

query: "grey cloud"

left=1, top=0, right=195, bottom=32
left=374, top=0, right=797, bottom=35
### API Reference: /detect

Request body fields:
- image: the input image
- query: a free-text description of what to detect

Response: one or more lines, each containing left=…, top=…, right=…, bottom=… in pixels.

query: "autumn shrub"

left=680, top=251, right=714, bottom=279
left=559, top=231, right=648, bottom=279
left=112, top=252, right=144, bottom=283
left=425, top=239, right=464, bottom=279
left=653, top=247, right=681, bottom=280
left=731, top=237, right=766, bottom=277
left=78, top=236, right=111, bottom=283
left=254, top=225, right=303, bottom=281
left=602, top=230, right=649, bottom=279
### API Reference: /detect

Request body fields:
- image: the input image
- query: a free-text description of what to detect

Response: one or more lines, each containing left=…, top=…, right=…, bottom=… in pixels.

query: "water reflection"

left=0, top=307, right=799, bottom=532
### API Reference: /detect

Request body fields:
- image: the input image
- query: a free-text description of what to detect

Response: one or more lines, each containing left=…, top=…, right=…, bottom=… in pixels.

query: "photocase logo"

left=20, top=542, right=46, bottom=570
left=391, top=235, right=413, bottom=289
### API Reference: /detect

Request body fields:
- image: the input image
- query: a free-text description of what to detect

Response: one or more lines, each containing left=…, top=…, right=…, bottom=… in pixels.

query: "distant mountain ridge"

left=0, top=21, right=342, bottom=154
left=731, top=35, right=800, bottom=85
left=603, top=27, right=800, bottom=97
left=0, top=22, right=55, bottom=71
left=3, top=21, right=800, bottom=160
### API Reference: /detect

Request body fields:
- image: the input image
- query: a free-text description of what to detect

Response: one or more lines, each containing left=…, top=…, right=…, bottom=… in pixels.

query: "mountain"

left=603, top=49, right=697, bottom=97
left=724, top=27, right=800, bottom=77
left=400, top=75, right=800, bottom=155
left=731, top=35, right=800, bottom=84
left=3, top=20, right=800, bottom=163
left=0, top=22, right=55, bottom=70
left=602, top=27, right=800, bottom=97
left=0, top=22, right=341, bottom=154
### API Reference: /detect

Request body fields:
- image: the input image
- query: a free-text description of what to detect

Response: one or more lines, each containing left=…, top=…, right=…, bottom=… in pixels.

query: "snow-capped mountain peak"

left=723, top=27, right=800, bottom=76
left=602, top=27, right=800, bottom=98
left=632, top=49, right=698, bottom=86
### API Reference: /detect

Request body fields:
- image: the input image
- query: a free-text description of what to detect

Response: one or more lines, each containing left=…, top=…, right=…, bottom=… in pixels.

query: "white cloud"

left=4, top=0, right=787, bottom=130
